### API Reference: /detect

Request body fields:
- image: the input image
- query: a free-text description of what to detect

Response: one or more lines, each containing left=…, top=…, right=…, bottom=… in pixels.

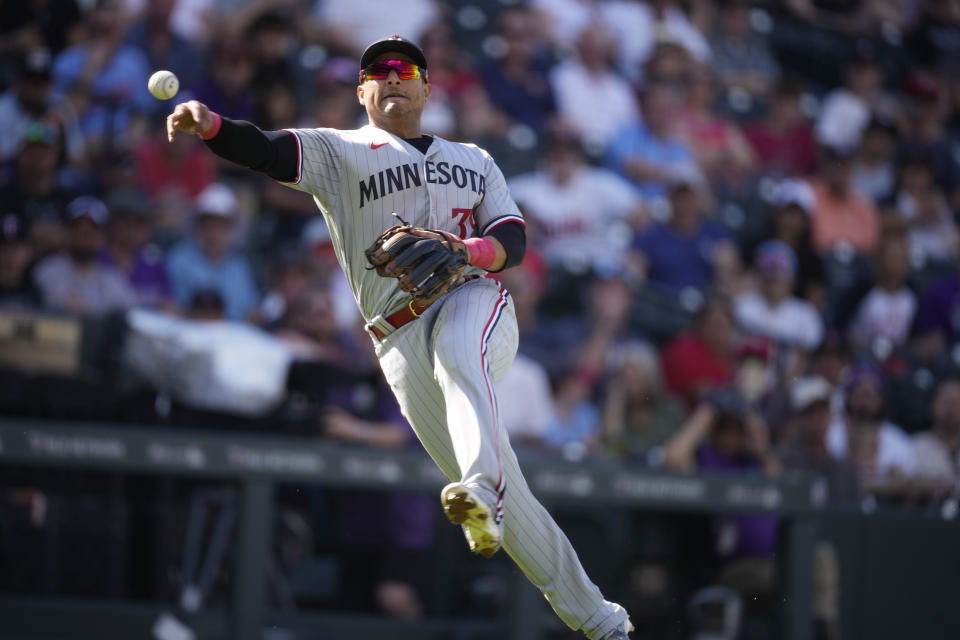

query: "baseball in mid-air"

left=148, top=70, right=179, bottom=100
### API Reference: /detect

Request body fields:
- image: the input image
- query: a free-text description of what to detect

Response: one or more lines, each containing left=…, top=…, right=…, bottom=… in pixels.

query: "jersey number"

left=451, top=208, right=476, bottom=237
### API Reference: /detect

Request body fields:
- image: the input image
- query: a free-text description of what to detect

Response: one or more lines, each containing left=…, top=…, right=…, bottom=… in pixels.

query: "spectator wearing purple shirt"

left=663, top=400, right=779, bottom=558
left=190, top=41, right=256, bottom=124
left=97, top=187, right=173, bottom=310
left=912, top=265, right=960, bottom=358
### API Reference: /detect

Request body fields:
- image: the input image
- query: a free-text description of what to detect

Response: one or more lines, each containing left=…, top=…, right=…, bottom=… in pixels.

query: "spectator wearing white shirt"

left=549, top=25, right=639, bottom=157
left=912, top=378, right=960, bottom=499
left=814, top=41, right=899, bottom=152
left=601, top=0, right=711, bottom=80
left=847, top=234, right=917, bottom=351
left=494, top=353, right=555, bottom=451
left=509, top=131, right=643, bottom=276
left=826, top=365, right=916, bottom=490
left=734, top=240, right=824, bottom=351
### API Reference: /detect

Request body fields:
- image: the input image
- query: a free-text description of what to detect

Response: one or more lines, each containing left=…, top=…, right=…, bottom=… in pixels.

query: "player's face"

left=357, top=52, right=431, bottom=124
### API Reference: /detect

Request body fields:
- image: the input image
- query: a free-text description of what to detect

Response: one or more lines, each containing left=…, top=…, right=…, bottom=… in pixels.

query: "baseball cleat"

left=601, top=619, right=634, bottom=640
left=441, top=482, right=502, bottom=558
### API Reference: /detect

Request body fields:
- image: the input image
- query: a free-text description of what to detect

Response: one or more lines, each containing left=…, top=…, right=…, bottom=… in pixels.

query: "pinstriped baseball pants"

left=374, top=277, right=629, bottom=638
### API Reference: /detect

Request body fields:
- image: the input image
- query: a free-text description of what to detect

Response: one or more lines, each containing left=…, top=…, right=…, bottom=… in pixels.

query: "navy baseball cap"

left=360, top=35, right=428, bottom=70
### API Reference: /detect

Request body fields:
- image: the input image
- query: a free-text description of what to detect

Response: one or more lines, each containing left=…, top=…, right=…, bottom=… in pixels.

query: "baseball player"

left=166, top=35, right=633, bottom=640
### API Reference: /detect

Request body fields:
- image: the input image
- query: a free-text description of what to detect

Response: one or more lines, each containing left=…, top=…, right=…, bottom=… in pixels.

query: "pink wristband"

left=199, top=112, right=222, bottom=140
left=464, top=237, right=497, bottom=270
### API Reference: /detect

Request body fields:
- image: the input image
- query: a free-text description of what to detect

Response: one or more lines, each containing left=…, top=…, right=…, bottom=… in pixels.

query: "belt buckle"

left=408, top=299, right=422, bottom=318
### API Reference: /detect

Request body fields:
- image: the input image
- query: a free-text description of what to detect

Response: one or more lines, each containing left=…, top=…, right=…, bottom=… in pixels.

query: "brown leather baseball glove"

left=365, top=223, right=469, bottom=307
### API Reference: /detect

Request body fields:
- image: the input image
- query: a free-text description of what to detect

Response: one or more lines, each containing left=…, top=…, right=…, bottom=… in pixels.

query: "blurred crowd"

left=3, top=0, right=960, bottom=624
left=4, top=0, right=960, bottom=499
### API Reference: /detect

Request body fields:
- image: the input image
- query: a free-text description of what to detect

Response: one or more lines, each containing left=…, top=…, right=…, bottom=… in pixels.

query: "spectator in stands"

left=256, top=252, right=312, bottom=329
left=50, top=1, right=152, bottom=150
left=662, top=399, right=779, bottom=555
left=272, top=286, right=361, bottom=364
left=601, top=0, right=711, bottom=80
left=912, top=260, right=960, bottom=356
left=0, top=213, right=41, bottom=311
left=0, top=49, right=82, bottom=166
left=851, top=118, right=898, bottom=204
left=776, top=376, right=860, bottom=502
left=676, top=63, right=756, bottom=189
left=847, top=235, right=917, bottom=351
left=912, top=377, right=960, bottom=499
left=191, top=41, right=256, bottom=124
left=0, top=122, right=71, bottom=260
left=898, top=73, right=960, bottom=198
left=417, top=22, right=501, bottom=140
left=307, top=58, right=366, bottom=130
left=602, top=341, right=685, bottom=463
left=494, top=350, right=555, bottom=452
left=166, top=183, right=259, bottom=323
left=607, top=83, right=697, bottom=198
left=641, top=39, right=696, bottom=86
left=33, top=195, right=136, bottom=314
left=709, top=0, right=781, bottom=104
left=0, top=0, right=82, bottom=56
left=308, top=0, right=437, bottom=57
left=808, top=147, right=881, bottom=256
left=884, top=153, right=959, bottom=267
left=814, top=40, right=898, bottom=153
left=479, top=6, right=557, bottom=138
left=661, top=297, right=738, bottom=405
left=97, top=187, right=173, bottom=310
left=826, top=365, right=916, bottom=492
left=549, top=25, right=639, bottom=157
left=743, top=79, right=818, bottom=178
left=754, top=179, right=825, bottom=307
left=123, top=0, right=205, bottom=99
left=509, top=130, right=643, bottom=278
left=633, top=167, right=739, bottom=293
left=135, top=124, right=217, bottom=204
left=734, top=240, right=823, bottom=351
left=247, top=10, right=302, bottom=96
left=542, top=277, right=634, bottom=460
left=906, top=0, right=960, bottom=74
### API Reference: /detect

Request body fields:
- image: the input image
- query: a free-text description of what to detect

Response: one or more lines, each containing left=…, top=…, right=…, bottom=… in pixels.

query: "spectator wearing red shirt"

left=135, top=132, right=216, bottom=200
left=744, top=80, right=818, bottom=177
left=662, top=297, right=738, bottom=405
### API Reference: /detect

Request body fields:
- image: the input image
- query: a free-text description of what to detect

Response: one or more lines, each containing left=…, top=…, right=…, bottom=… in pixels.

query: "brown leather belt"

left=370, top=299, right=431, bottom=340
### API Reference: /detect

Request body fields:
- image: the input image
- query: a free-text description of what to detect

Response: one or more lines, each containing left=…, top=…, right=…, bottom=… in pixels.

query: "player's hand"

left=166, top=100, right=213, bottom=142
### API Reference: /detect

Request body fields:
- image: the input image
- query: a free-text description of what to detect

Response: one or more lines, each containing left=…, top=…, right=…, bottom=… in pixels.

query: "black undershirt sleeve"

left=203, top=118, right=299, bottom=183
left=486, top=221, right=526, bottom=272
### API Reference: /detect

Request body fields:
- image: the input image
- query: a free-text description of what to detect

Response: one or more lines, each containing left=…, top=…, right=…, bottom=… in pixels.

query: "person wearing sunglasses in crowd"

left=166, top=35, right=633, bottom=640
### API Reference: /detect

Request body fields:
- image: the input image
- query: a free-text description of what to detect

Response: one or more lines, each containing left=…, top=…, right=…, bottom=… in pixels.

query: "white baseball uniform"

left=280, top=123, right=629, bottom=637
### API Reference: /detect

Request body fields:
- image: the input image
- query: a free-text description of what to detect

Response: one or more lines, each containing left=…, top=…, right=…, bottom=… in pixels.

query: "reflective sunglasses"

left=359, top=60, right=427, bottom=83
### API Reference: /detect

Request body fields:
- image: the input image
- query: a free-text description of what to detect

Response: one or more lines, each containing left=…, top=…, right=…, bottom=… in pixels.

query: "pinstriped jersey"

left=282, top=124, right=524, bottom=323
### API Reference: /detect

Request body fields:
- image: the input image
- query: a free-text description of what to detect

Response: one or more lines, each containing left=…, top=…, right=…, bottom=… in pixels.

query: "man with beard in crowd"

left=33, top=195, right=136, bottom=314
